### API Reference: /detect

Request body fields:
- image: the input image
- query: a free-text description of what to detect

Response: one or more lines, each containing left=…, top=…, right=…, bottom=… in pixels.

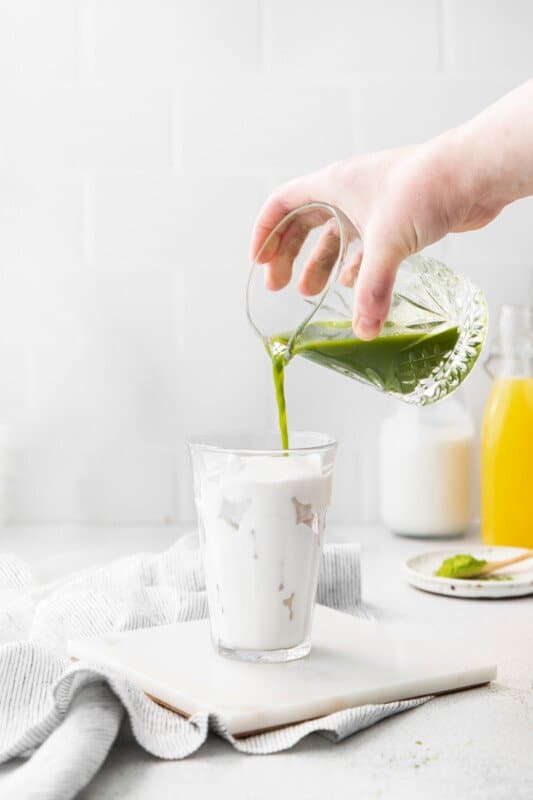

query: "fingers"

left=339, top=245, right=363, bottom=288
left=353, top=237, right=404, bottom=340
left=298, top=219, right=341, bottom=296
left=250, top=181, right=313, bottom=262
left=251, top=174, right=340, bottom=293
left=250, top=197, right=286, bottom=264
left=264, top=218, right=309, bottom=291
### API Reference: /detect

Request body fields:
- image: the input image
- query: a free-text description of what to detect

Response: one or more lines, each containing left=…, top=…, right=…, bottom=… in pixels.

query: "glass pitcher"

left=481, top=305, right=533, bottom=547
left=246, top=202, right=488, bottom=405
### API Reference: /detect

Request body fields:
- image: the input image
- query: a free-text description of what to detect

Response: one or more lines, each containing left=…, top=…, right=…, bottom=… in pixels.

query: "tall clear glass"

left=189, top=431, right=337, bottom=663
left=246, top=202, right=488, bottom=405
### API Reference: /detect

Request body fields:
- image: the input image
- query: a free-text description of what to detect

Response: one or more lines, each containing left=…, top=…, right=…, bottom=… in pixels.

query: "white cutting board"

left=68, top=605, right=496, bottom=736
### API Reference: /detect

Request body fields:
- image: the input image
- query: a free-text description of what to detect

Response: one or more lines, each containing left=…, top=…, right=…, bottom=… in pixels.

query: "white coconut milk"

left=198, top=454, right=332, bottom=652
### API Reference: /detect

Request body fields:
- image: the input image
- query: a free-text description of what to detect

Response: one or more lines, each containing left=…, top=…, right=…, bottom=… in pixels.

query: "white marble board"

left=68, top=605, right=496, bottom=736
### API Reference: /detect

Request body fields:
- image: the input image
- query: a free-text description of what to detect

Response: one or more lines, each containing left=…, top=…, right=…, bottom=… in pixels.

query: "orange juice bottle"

left=481, top=305, right=533, bottom=547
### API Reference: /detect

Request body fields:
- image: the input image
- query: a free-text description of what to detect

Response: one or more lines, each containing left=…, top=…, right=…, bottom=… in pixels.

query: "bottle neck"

left=486, top=354, right=533, bottom=379
left=488, top=305, right=533, bottom=379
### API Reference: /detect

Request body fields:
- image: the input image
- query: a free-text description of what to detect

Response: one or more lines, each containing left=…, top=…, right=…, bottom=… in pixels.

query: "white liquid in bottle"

left=379, top=399, right=474, bottom=537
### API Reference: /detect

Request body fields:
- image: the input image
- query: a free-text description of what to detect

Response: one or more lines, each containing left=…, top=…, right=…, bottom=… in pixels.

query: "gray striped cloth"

left=0, top=535, right=429, bottom=799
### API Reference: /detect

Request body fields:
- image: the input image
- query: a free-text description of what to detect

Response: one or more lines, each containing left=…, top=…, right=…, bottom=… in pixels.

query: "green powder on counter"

left=435, top=554, right=513, bottom=580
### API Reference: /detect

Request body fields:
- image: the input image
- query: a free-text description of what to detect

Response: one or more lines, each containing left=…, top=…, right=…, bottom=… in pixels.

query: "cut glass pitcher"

left=246, top=202, right=488, bottom=405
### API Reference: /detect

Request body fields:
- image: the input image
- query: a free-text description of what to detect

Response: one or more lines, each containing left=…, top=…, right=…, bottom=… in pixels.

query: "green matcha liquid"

left=269, top=320, right=460, bottom=449
left=271, top=351, right=289, bottom=451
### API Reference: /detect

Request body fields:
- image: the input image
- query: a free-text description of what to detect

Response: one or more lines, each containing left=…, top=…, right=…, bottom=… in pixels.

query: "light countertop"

left=1, top=523, right=532, bottom=800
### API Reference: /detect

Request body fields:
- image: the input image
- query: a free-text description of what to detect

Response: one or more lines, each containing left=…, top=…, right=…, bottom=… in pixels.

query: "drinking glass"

left=189, top=431, right=337, bottom=663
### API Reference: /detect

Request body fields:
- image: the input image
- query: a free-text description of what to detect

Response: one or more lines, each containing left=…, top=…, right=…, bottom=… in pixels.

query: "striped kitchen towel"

left=0, top=536, right=429, bottom=800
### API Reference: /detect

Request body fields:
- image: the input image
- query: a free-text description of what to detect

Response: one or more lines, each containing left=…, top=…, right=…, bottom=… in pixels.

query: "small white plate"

left=405, top=546, right=533, bottom=599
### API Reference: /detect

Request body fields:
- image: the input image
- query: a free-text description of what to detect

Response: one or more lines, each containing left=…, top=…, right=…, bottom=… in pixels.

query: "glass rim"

left=188, top=430, right=337, bottom=456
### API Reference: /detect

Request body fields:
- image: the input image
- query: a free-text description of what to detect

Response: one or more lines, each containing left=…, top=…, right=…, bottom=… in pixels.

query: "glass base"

left=216, top=639, right=311, bottom=663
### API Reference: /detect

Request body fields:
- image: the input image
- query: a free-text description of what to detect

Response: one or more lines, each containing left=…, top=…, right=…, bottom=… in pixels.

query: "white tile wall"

left=0, top=87, right=170, bottom=173
left=0, top=0, right=78, bottom=83
left=0, top=177, right=83, bottom=265
left=81, top=0, right=180, bottom=83
left=179, top=80, right=354, bottom=178
left=82, top=0, right=260, bottom=83
left=444, top=0, right=533, bottom=76
left=351, top=75, right=519, bottom=152
left=0, top=0, right=531, bottom=524
left=264, top=0, right=442, bottom=74
left=89, top=177, right=181, bottom=265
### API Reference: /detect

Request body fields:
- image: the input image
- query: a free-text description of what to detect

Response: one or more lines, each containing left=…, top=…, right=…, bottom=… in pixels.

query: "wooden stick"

left=478, top=550, right=533, bottom=576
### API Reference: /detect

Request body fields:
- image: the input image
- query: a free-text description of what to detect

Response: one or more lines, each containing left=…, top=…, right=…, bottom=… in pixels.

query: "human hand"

left=250, top=131, right=503, bottom=340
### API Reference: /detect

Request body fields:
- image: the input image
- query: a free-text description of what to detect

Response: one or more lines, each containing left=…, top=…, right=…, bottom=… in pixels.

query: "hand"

left=250, top=130, right=504, bottom=340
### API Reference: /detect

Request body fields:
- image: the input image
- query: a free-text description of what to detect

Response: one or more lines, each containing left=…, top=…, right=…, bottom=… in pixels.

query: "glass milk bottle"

left=482, top=305, right=533, bottom=547
left=379, top=397, right=474, bottom=537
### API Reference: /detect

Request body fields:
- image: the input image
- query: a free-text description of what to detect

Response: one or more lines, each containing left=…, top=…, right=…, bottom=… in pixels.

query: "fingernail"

left=354, top=315, right=381, bottom=340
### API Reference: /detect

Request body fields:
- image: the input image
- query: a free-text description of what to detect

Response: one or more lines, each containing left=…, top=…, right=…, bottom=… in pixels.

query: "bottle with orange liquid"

left=481, top=305, right=533, bottom=547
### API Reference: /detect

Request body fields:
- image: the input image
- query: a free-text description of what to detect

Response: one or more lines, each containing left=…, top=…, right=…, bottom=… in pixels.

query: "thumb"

left=352, top=233, right=406, bottom=340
